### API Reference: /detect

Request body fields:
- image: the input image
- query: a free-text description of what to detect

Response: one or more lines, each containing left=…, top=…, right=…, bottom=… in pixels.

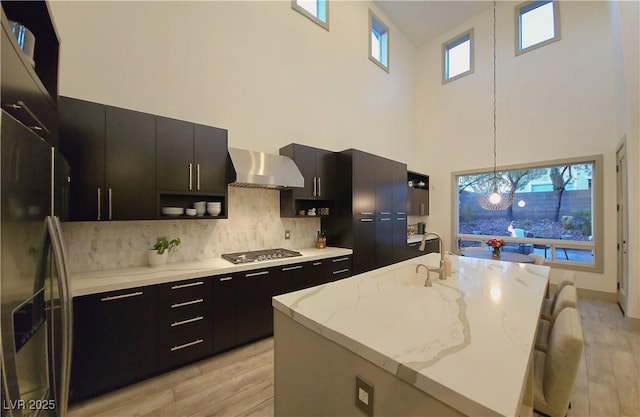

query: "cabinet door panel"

left=375, top=157, right=393, bottom=216
left=194, top=124, right=228, bottom=194
left=353, top=219, right=376, bottom=274
left=285, top=144, right=316, bottom=198
left=376, top=217, right=394, bottom=268
left=212, top=275, right=238, bottom=354
left=392, top=161, right=408, bottom=262
left=316, top=149, right=335, bottom=199
left=156, top=116, right=194, bottom=192
left=59, top=97, right=105, bottom=221
left=236, top=269, right=273, bottom=344
left=70, top=287, right=157, bottom=402
left=352, top=151, right=376, bottom=215
left=105, top=106, right=156, bottom=220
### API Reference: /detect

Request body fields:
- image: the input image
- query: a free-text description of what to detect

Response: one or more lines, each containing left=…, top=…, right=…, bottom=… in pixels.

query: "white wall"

left=49, top=0, right=416, bottom=162
left=50, top=1, right=638, bottom=313
left=413, top=2, right=625, bottom=302
left=608, top=0, right=639, bottom=318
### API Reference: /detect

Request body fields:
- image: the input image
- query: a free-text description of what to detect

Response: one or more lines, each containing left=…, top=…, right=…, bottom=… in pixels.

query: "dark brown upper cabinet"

left=279, top=143, right=336, bottom=218
left=59, top=97, right=156, bottom=221
left=156, top=116, right=228, bottom=195
left=1, top=2, right=59, bottom=146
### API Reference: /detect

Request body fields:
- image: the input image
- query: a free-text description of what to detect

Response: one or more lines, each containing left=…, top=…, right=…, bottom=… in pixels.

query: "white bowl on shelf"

left=207, top=207, right=222, bottom=216
left=161, top=207, right=184, bottom=216
left=193, top=201, right=206, bottom=216
left=185, top=208, right=197, bottom=216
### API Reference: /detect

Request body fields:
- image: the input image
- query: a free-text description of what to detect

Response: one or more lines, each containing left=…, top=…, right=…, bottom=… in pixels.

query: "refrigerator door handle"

left=46, top=216, right=73, bottom=417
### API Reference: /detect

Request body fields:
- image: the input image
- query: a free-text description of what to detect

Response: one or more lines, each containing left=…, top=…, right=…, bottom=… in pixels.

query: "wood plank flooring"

left=68, top=297, right=639, bottom=417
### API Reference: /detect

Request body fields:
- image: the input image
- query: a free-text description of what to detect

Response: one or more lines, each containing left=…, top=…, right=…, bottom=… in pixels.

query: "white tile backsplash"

left=62, top=187, right=321, bottom=273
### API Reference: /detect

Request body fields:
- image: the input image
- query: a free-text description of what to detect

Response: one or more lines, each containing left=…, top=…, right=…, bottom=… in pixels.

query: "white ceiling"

left=373, top=1, right=493, bottom=46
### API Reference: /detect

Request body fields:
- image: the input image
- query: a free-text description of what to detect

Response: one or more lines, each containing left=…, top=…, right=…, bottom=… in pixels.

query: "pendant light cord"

left=492, top=0, right=497, bottom=179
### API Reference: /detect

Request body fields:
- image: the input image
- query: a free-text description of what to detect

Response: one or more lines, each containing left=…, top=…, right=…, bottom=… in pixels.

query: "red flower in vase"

left=487, top=238, right=506, bottom=249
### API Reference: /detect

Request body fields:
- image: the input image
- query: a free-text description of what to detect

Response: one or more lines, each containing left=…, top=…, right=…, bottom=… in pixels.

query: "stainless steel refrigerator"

left=1, top=110, right=72, bottom=417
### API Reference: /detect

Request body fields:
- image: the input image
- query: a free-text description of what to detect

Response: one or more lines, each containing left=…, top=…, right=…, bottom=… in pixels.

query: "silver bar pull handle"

left=359, top=212, right=374, bottom=215
left=380, top=218, right=391, bottom=221
left=219, top=277, right=233, bottom=282
left=282, top=265, right=303, bottom=272
left=332, top=257, right=350, bottom=263
left=171, top=298, right=204, bottom=308
left=313, top=177, right=317, bottom=196
left=171, top=316, right=204, bottom=327
left=379, top=212, right=391, bottom=215
left=396, top=217, right=406, bottom=221
left=317, top=177, right=321, bottom=196
left=171, top=281, right=204, bottom=290
left=5, top=101, right=51, bottom=135
left=196, top=164, right=201, bottom=190
left=360, top=218, right=374, bottom=222
left=171, top=339, right=204, bottom=352
left=188, top=163, right=193, bottom=190
left=312, top=262, right=323, bottom=266
left=97, top=188, right=102, bottom=220
left=101, top=291, right=144, bottom=302
left=333, top=268, right=350, bottom=275
left=108, top=188, right=113, bottom=220
left=245, top=271, right=269, bottom=277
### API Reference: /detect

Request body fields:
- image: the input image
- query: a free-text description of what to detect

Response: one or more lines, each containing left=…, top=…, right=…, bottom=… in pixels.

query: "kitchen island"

left=273, top=252, right=550, bottom=416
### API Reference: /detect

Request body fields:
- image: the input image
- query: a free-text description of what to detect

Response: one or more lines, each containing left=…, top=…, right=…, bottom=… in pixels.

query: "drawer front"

left=158, top=313, right=212, bottom=369
left=328, top=256, right=352, bottom=281
left=158, top=278, right=211, bottom=321
left=159, top=278, right=210, bottom=304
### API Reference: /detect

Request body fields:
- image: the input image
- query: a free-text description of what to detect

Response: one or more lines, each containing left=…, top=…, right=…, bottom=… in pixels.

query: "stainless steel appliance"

left=227, top=148, right=304, bottom=189
left=1, top=111, right=72, bottom=417
left=222, top=248, right=302, bottom=264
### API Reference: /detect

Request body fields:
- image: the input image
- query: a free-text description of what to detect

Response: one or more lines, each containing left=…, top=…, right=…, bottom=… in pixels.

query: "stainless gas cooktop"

left=221, top=248, right=302, bottom=264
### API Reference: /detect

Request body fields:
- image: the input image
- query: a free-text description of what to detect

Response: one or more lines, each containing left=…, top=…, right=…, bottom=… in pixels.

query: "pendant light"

left=476, top=0, right=513, bottom=211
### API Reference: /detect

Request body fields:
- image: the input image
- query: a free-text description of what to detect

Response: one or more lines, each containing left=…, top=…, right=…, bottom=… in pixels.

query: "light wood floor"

left=68, top=297, right=639, bottom=417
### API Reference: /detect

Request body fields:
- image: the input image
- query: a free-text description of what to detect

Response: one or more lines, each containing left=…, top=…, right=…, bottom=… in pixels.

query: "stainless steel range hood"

left=228, top=147, right=304, bottom=189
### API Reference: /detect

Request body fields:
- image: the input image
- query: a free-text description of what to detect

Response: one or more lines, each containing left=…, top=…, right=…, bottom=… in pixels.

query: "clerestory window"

left=516, top=0, right=560, bottom=55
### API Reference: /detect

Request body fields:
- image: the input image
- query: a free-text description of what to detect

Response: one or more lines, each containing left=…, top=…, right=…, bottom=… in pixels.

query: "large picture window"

left=453, top=155, right=603, bottom=272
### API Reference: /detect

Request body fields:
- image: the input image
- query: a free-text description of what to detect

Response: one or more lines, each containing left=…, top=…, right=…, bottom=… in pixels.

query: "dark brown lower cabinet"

left=236, top=268, right=274, bottom=345
left=407, top=238, right=440, bottom=259
left=70, top=255, right=353, bottom=403
left=70, top=286, right=158, bottom=402
left=212, top=274, right=238, bottom=354
left=327, top=255, right=352, bottom=281
left=157, top=278, right=213, bottom=372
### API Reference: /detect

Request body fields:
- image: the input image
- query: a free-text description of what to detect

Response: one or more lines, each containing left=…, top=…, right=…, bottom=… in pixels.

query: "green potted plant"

left=148, top=237, right=181, bottom=267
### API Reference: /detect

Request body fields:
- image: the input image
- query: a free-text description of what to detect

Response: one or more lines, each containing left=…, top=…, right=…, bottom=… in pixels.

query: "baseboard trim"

left=576, top=288, right=617, bottom=302
left=576, top=288, right=640, bottom=330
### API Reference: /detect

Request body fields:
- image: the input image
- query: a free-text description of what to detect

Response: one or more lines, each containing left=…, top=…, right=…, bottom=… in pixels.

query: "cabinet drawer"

left=159, top=314, right=211, bottom=342
left=160, top=299, right=210, bottom=323
left=158, top=332, right=212, bottom=370
left=328, top=256, right=352, bottom=281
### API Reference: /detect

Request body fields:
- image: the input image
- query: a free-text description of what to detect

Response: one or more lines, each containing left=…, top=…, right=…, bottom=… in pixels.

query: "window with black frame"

left=454, top=156, right=602, bottom=271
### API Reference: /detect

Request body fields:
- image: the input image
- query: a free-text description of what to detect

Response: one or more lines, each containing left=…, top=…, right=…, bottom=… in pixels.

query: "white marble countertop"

left=70, top=247, right=352, bottom=297
left=273, top=253, right=550, bottom=416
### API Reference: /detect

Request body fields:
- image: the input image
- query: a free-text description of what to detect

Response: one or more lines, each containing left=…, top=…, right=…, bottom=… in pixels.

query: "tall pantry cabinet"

left=323, top=149, right=407, bottom=275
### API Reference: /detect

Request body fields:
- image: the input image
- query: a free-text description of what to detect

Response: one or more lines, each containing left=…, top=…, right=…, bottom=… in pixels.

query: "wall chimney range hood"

left=228, top=147, right=304, bottom=189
